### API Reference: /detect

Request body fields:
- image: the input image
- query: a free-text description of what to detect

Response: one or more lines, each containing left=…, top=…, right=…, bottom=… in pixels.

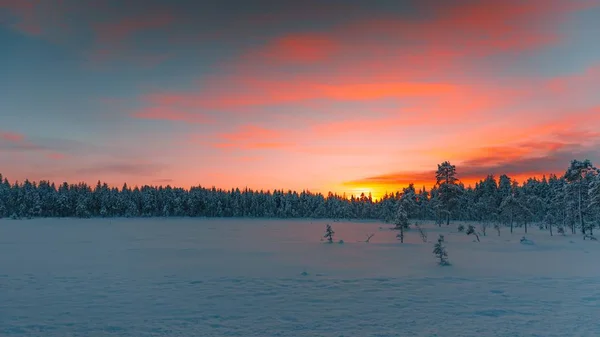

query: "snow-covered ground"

left=1, top=218, right=599, bottom=336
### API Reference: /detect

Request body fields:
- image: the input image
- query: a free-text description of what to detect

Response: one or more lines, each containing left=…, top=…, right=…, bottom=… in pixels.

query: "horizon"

left=2, top=0, right=600, bottom=201
left=0, top=158, right=584, bottom=201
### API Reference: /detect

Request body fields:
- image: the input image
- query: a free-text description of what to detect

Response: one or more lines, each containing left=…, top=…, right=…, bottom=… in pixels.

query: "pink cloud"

left=47, top=152, right=67, bottom=160
left=132, top=106, right=211, bottom=123
left=0, top=131, right=25, bottom=142
left=206, top=125, right=290, bottom=150
left=247, top=33, right=339, bottom=64
left=130, top=0, right=596, bottom=120
left=0, top=0, right=42, bottom=35
left=93, top=12, right=174, bottom=47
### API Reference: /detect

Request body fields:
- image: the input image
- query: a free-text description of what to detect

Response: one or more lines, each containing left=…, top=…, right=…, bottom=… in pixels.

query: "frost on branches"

left=433, top=235, right=450, bottom=266
left=394, top=204, right=410, bottom=243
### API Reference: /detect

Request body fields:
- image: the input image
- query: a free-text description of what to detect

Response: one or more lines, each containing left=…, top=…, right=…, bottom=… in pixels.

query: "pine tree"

left=433, top=235, right=449, bottom=266
left=435, top=161, right=460, bottom=226
left=499, top=195, right=526, bottom=233
left=394, top=204, right=410, bottom=243
left=564, top=160, right=596, bottom=234
left=324, top=224, right=335, bottom=243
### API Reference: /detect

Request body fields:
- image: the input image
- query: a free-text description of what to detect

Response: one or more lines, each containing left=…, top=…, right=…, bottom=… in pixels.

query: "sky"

left=1, top=0, right=600, bottom=199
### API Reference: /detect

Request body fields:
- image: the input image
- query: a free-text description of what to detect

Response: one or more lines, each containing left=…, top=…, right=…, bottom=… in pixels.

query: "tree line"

left=1, top=159, right=599, bottom=233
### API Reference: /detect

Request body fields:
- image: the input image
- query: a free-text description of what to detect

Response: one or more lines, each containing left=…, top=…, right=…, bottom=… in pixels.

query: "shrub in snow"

left=583, top=234, right=597, bottom=241
left=557, top=226, right=566, bottom=236
left=481, top=223, right=488, bottom=236
left=10, top=213, right=19, bottom=220
left=466, top=224, right=480, bottom=242
left=457, top=224, right=465, bottom=232
left=433, top=235, right=450, bottom=266
left=324, top=224, right=335, bottom=243
left=338, top=239, right=344, bottom=244
left=364, top=233, right=375, bottom=243
left=494, top=223, right=501, bottom=236
left=415, top=224, right=428, bottom=242
left=520, top=237, right=535, bottom=245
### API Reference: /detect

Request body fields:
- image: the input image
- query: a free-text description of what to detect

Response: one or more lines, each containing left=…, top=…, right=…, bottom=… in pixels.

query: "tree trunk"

left=446, top=211, right=450, bottom=226
left=510, top=211, right=514, bottom=234
left=524, top=221, right=528, bottom=234
left=579, top=184, right=585, bottom=234
left=549, top=223, right=553, bottom=236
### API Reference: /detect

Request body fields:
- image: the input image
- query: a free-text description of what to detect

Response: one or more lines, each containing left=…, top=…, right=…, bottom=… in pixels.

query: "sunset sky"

left=1, top=0, right=600, bottom=199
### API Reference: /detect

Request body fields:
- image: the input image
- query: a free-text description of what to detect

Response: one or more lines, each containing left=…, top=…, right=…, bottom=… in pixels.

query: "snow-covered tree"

left=564, top=160, right=597, bottom=234
left=433, top=235, right=449, bottom=266
left=499, top=195, right=527, bottom=234
left=324, top=224, right=335, bottom=243
left=435, top=161, right=460, bottom=226
left=588, top=174, right=600, bottom=235
left=394, top=204, right=410, bottom=243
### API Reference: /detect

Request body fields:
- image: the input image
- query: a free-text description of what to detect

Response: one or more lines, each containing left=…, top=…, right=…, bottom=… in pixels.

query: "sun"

left=350, top=187, right=379, bottom=201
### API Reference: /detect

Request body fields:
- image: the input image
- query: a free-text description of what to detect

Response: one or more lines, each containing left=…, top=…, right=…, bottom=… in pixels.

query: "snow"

left=1, top=218, right=600, bottom=336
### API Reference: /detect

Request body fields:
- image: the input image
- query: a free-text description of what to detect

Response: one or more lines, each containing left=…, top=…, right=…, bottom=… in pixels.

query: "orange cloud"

left=346, top=105, right=600, bottom=192
left=208, top=125, right=290, bottom=150
left=130, top=0, right=596, bottom=121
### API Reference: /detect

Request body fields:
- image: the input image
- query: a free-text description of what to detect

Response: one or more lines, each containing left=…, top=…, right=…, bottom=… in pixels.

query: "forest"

left=1, top=160, right=599, bottom=235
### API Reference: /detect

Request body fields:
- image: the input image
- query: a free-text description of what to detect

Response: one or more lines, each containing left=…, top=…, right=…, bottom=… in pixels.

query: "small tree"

left=466, top=224, right=480, bottom=242
left=433, top=235, right=450, bottom=266
left=415, top=224, right=428, bottom=242
left=481, top=222, right=488, bottom=236
left=494, top=223, right=501, bottom=236
left=394, top=204, right=410, bottom=243
left=324, top=224, right=335, bottom=243
left=457, top=224, right=465, bottom=232
left=364, top=233, right=375, bottom=243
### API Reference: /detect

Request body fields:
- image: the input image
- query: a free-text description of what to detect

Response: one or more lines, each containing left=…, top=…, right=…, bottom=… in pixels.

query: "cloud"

left=87, top=9, right=175, bottom=64
left=132, top=106, right=211, bottom=123
left=46, top=152, right=68, bottom=160
left=75, top=162, right=165, bottom=177
left=244, top=32, right=340, bottom=65
left=205, top=125, right=290, bottom=151
left=0, top=131, right=25, bottom=142
left=0, top=130, right=42, bottom=151
left=130, top=0, right=595, bottom=122
left=346, top=117, right=600, bottom=190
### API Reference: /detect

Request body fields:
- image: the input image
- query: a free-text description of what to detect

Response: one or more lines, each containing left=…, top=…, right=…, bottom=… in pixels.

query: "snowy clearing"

left=1, top=218, right=600, bottom=336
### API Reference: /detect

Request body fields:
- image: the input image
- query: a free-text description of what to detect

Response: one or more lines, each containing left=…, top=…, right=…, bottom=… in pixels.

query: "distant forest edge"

left=1, top=160, right=599, bottom=234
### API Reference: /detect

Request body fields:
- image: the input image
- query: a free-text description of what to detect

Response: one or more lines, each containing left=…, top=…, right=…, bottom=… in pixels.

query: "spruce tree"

left=394, top=204, right=409, bottom=243
left=435, top=161, right=459, bottom=226
left=324, top=224, right=335, bottom=243
left=433, top=235, right=449, bottom=266
left=564, top=160, right=596, bottom=234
